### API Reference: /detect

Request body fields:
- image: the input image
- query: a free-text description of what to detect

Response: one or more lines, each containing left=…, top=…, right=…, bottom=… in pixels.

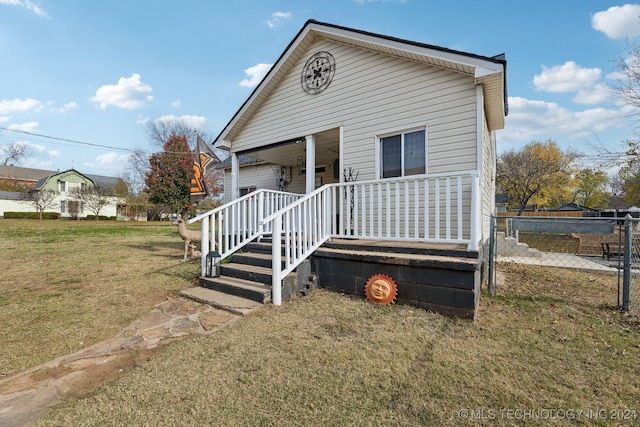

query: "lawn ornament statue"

left=364, top=273, right=398, bottom=305
left=173, top=218, right=202, bottom=261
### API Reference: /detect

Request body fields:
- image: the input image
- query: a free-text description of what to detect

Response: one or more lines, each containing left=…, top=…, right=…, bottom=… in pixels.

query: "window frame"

left=376, top=125, right=428, bottom=179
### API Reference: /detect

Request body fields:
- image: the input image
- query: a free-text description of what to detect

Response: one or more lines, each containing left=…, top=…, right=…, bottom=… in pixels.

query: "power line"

left=0, top=126, right=133, bottom=153
left=0, top=126, right=202, bottom=157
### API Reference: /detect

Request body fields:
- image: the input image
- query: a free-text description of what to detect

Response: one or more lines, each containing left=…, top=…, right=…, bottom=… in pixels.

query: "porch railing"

left=331, top=171, right=480, bottom=246
left=188, top=189, right=302, bottom=277
left=259, top=170, right=480, bottom=305
left=191, top=170, right=480, bottom=306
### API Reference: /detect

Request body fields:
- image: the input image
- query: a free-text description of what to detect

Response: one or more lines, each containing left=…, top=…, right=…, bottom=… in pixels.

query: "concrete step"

left=232, top=251, right=284, bottom=269
left=220, top=262, right=273, bottom=285
left=180, top=286, right=264, bottom=316
left=199, top=275, right=271, bottom=304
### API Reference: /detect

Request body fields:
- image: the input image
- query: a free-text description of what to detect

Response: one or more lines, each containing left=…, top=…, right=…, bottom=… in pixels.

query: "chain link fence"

left=488, top=215, right=638, bottom=310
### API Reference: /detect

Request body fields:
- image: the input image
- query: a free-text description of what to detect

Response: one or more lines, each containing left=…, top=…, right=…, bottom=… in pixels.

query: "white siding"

left=231, top=39, right=479, bottom=182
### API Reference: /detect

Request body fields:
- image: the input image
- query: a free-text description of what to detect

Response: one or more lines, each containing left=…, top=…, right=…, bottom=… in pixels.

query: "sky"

left=0, top=0, right=638, bottom=179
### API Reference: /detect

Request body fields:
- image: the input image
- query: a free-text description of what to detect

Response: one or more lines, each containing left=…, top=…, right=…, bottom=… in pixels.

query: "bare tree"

left=145, top=117, right=226, bottom=159
left=614, top=40, right=640, bottom=120
left=1, top=142, right=29, bottom=166
left=122, top=148, right=150, bottom=195
left=21, top=189, right=59, bottom=220
left=73, top=186, right=111, bottom=221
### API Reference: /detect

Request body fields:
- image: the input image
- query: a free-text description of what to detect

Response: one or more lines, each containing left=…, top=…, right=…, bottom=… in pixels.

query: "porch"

left=187, top=171, right=483, bottom=318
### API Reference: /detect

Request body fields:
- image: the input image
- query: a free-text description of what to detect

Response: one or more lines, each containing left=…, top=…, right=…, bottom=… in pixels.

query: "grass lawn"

left=32, top=260, right=640, bottom=424
left=0, top=219, right=201, bottom=376
left=2, top=219, right=639, bottom=425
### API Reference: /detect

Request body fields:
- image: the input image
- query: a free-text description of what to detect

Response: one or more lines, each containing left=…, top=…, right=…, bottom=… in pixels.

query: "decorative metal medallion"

left=364, top=273, right=398, bottom=306
left=301, top=51, right=336, bottom=95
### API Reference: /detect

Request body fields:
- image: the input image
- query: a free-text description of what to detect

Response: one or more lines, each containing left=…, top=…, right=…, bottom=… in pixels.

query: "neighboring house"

left=495, top=193, right=509, bottom=213
left=550, top=203, right=600, bottom=216
left=191, top=20, right=507, bottom=318
left=0, top=165, right=53, bottom=190
left=0, top=166, right=126, bottom=218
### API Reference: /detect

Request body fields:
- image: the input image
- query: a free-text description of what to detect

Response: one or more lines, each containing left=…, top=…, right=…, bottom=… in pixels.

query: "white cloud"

left=154, top=114, right=208, bottom=130
left=503, top=96, right=623, bottom=142
left=592, top=4, right=640, bottom=39
left=8, top=121, right=39, bottom=132
left=171, top=99, right=181, bottom=107
left=90, top=74, right=153, bottom=110
left=50, top=101, right=79, bottom=114
left=0, top=98, right=42, bottom=115
left=266, top=11, right=292, bottom=28
left=533, top=61, right=601, bottom=93
left=239, top=63, right=272, bottom=88
left=0, top=0, right=48, bottom=18
left=95, top=152, right=130, bottom=164
left=573, top=83, right=614, bottom=105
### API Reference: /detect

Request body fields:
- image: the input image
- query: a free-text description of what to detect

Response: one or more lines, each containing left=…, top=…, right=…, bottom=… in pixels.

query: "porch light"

left=205, top=250, right=221, bottom=278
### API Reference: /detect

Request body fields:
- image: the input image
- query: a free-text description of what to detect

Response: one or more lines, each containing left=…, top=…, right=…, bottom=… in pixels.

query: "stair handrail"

left=188, top=189, right=303, bottom=276
left=260, top=185, right=335, bottom=306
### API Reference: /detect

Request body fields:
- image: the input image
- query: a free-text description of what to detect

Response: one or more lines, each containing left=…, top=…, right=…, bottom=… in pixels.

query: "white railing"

left=331, top=171, right=480, bottom=247
left=260, top=170, right=480, bottom=306
left=191, top=171, right=480, bottom=307
left=188, top=189, right=302, bottom=277
left=260, top=186, right=335, bottom=306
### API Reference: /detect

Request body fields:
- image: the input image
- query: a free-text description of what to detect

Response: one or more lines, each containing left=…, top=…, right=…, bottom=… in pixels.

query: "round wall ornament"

left=300, top=51, right=336, bottom=95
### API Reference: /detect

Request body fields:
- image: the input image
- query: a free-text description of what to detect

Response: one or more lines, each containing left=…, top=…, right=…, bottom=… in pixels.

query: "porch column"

left=231, top=152, right=239, bottom=201
left=305, top=135, right=315, bottom=194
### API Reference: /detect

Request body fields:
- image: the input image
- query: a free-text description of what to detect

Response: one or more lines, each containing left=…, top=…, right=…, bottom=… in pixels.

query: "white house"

left=0, top=166, right=126, bottom=219
left=190, top=20, right=507, bottom=318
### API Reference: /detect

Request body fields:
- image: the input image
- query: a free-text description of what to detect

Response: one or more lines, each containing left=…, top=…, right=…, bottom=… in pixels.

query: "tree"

left=497, top=140, right=577, bottom=215
left=1, top=142, right=29, bottom=166
left=73, top=186, right=111, bottom=220
left=614, top=40, right=640, bottom=119
left=21, top=189, right=59, bottom=220
left=572, top=168, right=610, bottom=208
left=144, top=135, right=193, bottom=217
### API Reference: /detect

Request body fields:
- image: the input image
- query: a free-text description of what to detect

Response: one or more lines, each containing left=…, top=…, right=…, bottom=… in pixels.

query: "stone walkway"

left=0, top=288, right=263, bottom=427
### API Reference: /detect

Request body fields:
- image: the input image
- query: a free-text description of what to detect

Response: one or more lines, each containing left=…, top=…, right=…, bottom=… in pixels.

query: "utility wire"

left=0, top=126, right=203, bottom=157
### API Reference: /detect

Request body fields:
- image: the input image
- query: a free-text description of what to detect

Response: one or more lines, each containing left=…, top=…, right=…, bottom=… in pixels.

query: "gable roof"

left=0, top=165, right=53, bottom=182
left=34, top=168, right=96, bottom=190
left=1, top=166, right=124, bottom=192
left=215, top=19, right=507, bottom=150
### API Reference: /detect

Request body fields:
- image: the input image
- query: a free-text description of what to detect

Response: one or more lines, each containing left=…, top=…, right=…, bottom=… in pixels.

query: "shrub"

left=3, top=212, right=60, bottom=219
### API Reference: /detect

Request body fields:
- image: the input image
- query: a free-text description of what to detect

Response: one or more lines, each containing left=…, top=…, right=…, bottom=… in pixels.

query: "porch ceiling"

left=240, top=128, right=339, bottom=169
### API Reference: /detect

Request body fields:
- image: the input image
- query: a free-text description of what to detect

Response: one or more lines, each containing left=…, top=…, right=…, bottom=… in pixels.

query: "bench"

left=601, top=241, right=624, bottom=260
left=571, top=232, right=622, bottom=257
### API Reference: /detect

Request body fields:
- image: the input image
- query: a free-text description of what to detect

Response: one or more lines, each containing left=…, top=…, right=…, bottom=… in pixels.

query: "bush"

left=3, top=212, right=60, bottom=219
left=85, top=215, right=116, bottom=221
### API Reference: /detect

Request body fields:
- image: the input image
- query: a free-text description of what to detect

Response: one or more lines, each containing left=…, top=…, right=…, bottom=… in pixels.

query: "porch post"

left=231, top=152, right=239, bottom=201
left=468, top=173, right=481, bottom=251
left=305, top=135, right=315, bottom=194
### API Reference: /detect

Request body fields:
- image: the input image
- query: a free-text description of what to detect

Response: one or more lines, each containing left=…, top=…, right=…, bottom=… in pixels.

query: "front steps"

left=196, top=239, right=316, bottom=308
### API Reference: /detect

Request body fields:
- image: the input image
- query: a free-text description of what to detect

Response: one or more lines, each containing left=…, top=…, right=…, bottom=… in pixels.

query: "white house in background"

left=191, top=20, right=507, bottom=318
left=0, top=166, right=126, bottom=219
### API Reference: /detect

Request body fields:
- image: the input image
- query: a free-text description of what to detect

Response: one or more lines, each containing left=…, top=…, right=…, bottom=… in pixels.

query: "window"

left=240, top=187, right=256, bottom=196
left=60, top=201, right=66, bottom=213
left=380, top=129, right=426, bottom=178
left=58, top=180, right=66, bottom=192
